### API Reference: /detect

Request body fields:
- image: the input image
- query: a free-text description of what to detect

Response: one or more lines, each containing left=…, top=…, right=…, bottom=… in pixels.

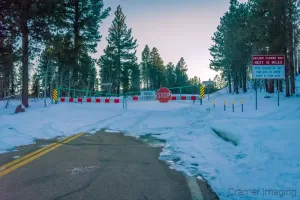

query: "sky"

left=92, top=0, right=248, bottom=82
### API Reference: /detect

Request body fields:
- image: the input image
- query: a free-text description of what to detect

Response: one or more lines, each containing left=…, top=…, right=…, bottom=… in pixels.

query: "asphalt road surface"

left=0, top=131, right=196, bottom=200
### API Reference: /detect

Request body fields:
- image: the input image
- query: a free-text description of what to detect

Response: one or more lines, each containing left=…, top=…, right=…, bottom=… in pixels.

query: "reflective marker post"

left=241, top=98, right=244, bottom=112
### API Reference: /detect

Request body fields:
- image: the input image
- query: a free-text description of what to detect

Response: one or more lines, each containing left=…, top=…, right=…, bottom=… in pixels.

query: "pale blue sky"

left=92, top=0, right=247, bottom=81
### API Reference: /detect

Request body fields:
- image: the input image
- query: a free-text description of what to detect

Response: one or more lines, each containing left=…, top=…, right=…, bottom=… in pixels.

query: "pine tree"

left=78, top=53, right=97, bottom=93
left=175, top=57, right=188, bottom=87
left=141, top=45, right=151, bottom=89
left=130, top=62, right=141, bottom=92
left=98, top=46, right=116, bottom=93
left=99, top=6, right=138, bottom=95
left=62, top=0, right=110, bottom=90
left=2, top=0, right=58, bottom=107
left=31, top=72, right=40, bottom=98
left=149, top=47, right=165, bottom=89
left=165, top=62, right=176, bottom=88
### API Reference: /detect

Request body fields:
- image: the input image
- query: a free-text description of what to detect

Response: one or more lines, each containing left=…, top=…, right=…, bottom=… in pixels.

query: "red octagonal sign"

left=157, top=87, right=172, bottom=103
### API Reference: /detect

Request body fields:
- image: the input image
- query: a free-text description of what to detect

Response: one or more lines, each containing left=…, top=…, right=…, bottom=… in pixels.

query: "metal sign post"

left=202, top=81, right=214, bottom=102
left=252, top=55, right=285, bottom=110
left=200, top=85, right=205, bottom=105
left=277, top=80, right=280, bottom=106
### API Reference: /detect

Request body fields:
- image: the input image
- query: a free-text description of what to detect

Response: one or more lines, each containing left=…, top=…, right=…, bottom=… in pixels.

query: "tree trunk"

left=73, top=0, right=80, bottom=89
left=288, top=10, right=295, bottom=95
left=68, top=69, right=72, bottom=97
left=21, top=16, right=29, bottom=107
left=7, top=41, right=14, bottom=95
left=242, top=70, right=247, bottom=93
left=295, top=50, right=298, bottom=75
left=227, top=67, right=232, bottom=93
left=298, top=50, right=300, bottom=74
left=234, top=73, right=239, bottom=94
left=265, top=80, right=269, bottom=92
left=268, top=80, right=274, bottom=93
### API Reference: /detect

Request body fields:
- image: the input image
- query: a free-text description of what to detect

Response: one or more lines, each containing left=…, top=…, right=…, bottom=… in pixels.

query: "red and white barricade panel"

left=59, top=97, right=120, bottom=103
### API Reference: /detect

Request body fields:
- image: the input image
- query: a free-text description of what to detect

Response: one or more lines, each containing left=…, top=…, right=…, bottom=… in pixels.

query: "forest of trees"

left=0, top=2, right=201, bottom=108
left=2, top=0, right=297, bottom=108
left=209, top=0, right=300, bottom=96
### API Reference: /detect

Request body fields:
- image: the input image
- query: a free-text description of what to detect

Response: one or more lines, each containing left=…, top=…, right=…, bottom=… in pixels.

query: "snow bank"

left=0, top=99, right=124, bottom=152
left=1, top=77, right=300, bottom=200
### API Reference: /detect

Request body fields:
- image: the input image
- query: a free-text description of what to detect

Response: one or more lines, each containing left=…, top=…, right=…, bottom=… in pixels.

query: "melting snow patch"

left=105, top=129, right=121, bottom=133
left=67, top=165, right=100, bottom=175
left=13, top=156, right=20, bottom=159
left=211, top=128, right=238, bottom=146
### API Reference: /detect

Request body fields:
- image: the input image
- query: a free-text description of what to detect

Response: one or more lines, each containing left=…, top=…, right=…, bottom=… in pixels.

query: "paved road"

left=0, top=131, right=193, bottom=200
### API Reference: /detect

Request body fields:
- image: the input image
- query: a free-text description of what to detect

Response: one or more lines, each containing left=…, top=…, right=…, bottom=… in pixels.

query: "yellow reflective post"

left=213, top=99, right=216, bottom=107
left=200, top=85, right=205, bottom=105
left=53, top=89, right=58, bottom=104
left=224, top=100, right=226, bottom=111
left=232, top=100, right=235, bottom=112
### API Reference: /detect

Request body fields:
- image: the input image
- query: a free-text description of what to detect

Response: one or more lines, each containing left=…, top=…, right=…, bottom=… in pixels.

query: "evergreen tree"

left=210, top=0, right=298, bottom=96
left=31, top=72, right=40, bottom=98
left=2, top=0, right=58, bottom=107
left=175, top=57, right=188, bottom=87
left=62, top=0, right=110, bottom=90
left=78, top=53, right=97, bottom=93
left=98, top=46, right=116, bottom=93
left=165, top=62, right=176, bottom=88
left=189, top=76, right=201, bottom=85
left=141, top=45, right=151, bottom=89
left=130, top=62, right=141, bottom=91
left=149, top=47, right=165, bottom=89
left=98, top=6, right=138, bottom=95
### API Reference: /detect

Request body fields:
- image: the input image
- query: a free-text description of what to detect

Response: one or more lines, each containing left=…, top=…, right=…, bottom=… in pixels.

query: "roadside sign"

left=252, top=55, right=285, bottom=79
left=101, top=83, right=112, bottom=86
left=140, top=90, right=156, bottom=101
left=252, top=55, right=285, bottom=110
left=202, top=81, right=214, bottom=86
left=156, top=87, right=172, bottom=103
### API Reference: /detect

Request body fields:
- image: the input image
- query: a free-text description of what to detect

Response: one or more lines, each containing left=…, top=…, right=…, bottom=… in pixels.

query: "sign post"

left=202, top=81, right=214, bottom=101
left=252, top=55, right=285, bottom=109
left=156, top=87, right=172, bottom=103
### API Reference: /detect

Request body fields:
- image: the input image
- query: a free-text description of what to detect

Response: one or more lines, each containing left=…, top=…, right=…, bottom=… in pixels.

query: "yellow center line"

left=0, top=133, right=85, bottom=177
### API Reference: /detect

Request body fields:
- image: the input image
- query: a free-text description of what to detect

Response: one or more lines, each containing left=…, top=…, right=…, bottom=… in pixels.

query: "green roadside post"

left=57, top=87, right=60, bottom=104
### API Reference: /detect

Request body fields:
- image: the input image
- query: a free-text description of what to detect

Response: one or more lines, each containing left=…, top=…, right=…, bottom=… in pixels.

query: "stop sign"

left=156, top=87, right=172, bottom=103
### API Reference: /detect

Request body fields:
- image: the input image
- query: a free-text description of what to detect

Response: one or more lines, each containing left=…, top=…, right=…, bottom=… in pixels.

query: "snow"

left=1, top=76, right=300, bottom=200
left=105, top=129, right=121, bottom=133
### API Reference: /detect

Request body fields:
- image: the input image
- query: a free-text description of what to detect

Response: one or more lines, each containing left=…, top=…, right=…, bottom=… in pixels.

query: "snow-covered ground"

left=1, top=77, right=300, bottom=200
